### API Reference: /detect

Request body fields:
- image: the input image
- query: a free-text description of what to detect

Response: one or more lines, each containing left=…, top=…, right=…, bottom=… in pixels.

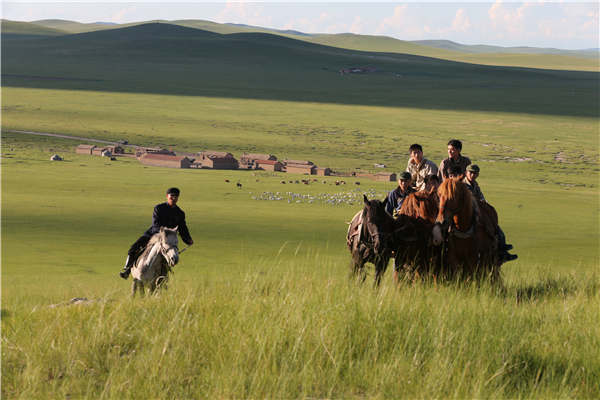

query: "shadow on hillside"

left=1, top=24, right=599, bottom=118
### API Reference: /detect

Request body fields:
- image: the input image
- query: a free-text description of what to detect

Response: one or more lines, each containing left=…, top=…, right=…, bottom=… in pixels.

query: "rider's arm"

left=178, top=211, right=193, bottom=245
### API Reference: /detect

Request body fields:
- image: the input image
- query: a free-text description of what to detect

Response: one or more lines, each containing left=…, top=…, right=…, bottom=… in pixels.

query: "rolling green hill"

left=0, top=19, right=67, bottom=37
left=5, top=18, right=597, bottom=72
left=412, top=39, right=599, bottom=58
left=29, top=18, right=121, bottom=33
left=2, top=22, right=598, bottom=117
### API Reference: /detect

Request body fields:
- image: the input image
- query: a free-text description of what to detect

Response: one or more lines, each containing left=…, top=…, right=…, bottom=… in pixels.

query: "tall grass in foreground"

left=2, top=256, right=599, bottom=399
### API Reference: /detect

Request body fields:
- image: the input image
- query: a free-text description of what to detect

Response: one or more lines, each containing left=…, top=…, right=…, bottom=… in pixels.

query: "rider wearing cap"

left=385, top=171, right=415, bottom=217
left=462, top=165, right=517, bottom=263
left=463, top=164, right=486, bottom=202
left=119, top=187, right=194, bottom=279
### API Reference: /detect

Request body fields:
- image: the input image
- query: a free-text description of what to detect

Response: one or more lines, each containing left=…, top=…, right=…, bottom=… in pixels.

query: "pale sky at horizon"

left=2, top=1, right=599, bottom=50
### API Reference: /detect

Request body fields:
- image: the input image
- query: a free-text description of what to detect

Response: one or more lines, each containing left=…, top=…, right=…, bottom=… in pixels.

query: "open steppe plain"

left=2, top=22, right=599, bottom=398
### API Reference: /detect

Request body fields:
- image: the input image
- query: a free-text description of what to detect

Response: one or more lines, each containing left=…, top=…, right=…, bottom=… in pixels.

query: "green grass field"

left=2, top=21, right=599, bottom=398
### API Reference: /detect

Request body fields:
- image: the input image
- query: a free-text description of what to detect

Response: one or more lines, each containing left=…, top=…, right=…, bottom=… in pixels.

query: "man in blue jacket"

left=119, top=187, right=194, bottom=279
left=385, top=171, right=415, bottom=217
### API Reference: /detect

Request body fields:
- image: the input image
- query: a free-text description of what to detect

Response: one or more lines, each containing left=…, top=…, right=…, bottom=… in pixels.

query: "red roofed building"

left=139, top=153, right=195, bottom=169
left=240, top=153, right=277, bottom=169
left=255, top=159, right=283, bottom=172
left=196, top=151, right=238, bottom=169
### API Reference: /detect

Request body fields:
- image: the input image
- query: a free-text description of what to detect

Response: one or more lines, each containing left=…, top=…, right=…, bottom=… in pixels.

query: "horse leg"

left=149, top=280, right=156, bottom=295
left=349, top=248, right=367, bottom=284
left=373, top=255, right=390, bottom=288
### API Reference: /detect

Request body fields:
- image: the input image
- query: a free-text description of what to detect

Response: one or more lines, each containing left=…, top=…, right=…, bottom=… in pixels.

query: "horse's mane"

left=399, top=188, right=439, bottom=223
left=147, top=232, right=162, bottom=247
left=439, top=178, right=469, bottom=201
left=438, top=178, right=473, bottom=222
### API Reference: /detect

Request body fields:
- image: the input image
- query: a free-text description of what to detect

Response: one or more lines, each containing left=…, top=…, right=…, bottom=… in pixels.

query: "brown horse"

left=348, top=196, right=419, bottom=287
left=399, top=186, right=439, bottom=224
left=394, top=187, right=441, bottom=281
left=432, top=178, right=501, bottom=282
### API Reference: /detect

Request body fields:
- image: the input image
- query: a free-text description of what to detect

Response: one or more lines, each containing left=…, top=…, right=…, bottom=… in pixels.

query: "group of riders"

left=385, top=139, right=517, bottom=263
left=118, top=139, right=516, bottom=280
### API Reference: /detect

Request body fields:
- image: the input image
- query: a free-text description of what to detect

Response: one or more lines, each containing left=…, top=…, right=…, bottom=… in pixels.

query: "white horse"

left=131, top=227, right=179, bottom=297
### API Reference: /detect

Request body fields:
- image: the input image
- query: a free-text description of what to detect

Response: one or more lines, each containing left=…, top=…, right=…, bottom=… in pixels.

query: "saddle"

left=347, top=210, right=363, bottom=249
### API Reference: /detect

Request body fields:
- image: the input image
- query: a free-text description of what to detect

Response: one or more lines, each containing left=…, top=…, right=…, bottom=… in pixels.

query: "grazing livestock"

left=236, top=182, right=242, bottom=189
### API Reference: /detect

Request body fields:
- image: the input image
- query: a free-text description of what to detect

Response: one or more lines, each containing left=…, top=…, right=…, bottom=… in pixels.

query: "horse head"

left=433, top=178, right=473, bottom=245
left=159, top=226, right=179, bottom=267
left=362, top=195, right=391, bottom=255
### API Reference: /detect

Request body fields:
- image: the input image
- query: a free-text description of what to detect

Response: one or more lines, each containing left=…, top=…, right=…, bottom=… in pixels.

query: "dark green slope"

left=2, top=23, right=598, bottom=117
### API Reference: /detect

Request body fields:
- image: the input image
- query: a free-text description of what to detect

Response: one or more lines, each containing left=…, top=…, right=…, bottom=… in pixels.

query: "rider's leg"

left=497, top=226, right=517, bottom=262
left=119, top=234, right=151, bottom=279
left=497, top=226, right=513, bottom=251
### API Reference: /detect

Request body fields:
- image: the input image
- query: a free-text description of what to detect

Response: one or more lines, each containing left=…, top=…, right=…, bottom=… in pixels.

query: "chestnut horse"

left=432, top=179, right=500, bottom=282
left=394, top=187, right=442, bottom=280
left=399, top=186, right=439, bottom=224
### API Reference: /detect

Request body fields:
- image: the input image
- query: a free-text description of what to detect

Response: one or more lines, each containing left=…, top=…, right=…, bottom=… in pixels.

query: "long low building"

left=139, top=153, right=195, bottom=168
left=255, top=159, right=284, bottom=172
left=195, top=151, right=239, bottom=169
left=76, top=144, right=96, bottom=155
left=286, top=164, right=317, bottom=175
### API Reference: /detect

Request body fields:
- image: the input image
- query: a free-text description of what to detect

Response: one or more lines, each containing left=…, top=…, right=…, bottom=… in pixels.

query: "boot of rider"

left=119, top=255, right=135, bottom=279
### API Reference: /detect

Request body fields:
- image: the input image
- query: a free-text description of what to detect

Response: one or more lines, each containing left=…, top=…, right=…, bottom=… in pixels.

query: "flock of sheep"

left=249, top=187, right=387, bottom=207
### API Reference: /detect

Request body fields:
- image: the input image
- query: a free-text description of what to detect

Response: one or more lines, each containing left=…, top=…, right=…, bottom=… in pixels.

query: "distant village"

left=75, top=144, right=397, bottom=182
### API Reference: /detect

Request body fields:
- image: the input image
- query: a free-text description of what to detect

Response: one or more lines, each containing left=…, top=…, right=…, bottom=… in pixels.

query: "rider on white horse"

left=119, top=187, right=194, bottom=279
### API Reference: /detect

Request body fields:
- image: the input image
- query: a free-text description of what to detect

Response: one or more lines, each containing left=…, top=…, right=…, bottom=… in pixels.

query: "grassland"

left=1, top=132, right=599, bottom=398
left=2, top=21, right=599, bottom=398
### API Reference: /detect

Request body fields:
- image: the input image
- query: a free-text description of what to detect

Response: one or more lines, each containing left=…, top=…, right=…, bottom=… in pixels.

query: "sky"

left=2, top=1, right=599, bottom=49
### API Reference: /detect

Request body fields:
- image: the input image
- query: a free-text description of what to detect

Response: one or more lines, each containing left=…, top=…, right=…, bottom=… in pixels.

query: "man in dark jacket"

left=385, top=171, right=415, bottom=217
left=119, top=187, right=194, bottom=279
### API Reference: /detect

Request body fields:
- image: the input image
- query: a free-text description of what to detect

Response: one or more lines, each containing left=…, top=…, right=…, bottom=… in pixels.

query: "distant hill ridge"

left=1, top=19, right=598, bottom=72
left=411, top=39, right=599, bottom=58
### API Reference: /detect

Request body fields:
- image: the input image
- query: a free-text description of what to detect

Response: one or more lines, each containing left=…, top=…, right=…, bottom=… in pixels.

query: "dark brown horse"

left=348, top=196, right=419, bottom=287
left=433, top=178, right=500, bottom=282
